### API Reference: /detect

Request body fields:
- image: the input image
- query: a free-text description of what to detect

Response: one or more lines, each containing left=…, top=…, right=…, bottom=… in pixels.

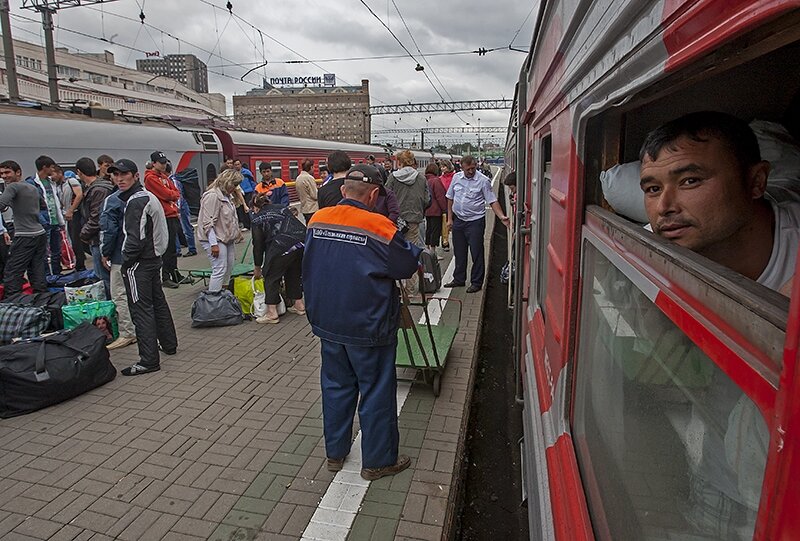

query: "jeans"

left=163, top=217, right=180, bottom=280
left=90, top=244, right=111, bottom=298
left=200, top=240, right=236, bottom=292
left=44, top=224, right=62, bottom=276
left=175, top=202, right=196, bottom=254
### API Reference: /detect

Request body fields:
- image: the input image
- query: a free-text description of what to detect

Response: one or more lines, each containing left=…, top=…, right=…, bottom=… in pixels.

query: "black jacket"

left=80, top=178, right=114, bottom=245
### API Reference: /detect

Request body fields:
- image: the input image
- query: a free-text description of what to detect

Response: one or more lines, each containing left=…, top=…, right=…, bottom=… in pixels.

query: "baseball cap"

left=150, top=151, right=168, bottom=164
left=344, top=164, right=385, bottom=195
left=107, top=158, right=138, bottom=174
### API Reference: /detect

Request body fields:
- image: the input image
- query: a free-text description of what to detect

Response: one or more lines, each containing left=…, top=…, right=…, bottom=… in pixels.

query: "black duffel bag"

left=191, top=289, right=244, bottom=328
left=0, top=323, right=116, bottom=418
left=2, top=291, right=67, bottom=331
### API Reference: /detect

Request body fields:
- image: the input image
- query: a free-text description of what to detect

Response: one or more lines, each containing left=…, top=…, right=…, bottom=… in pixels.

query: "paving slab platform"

left=0, top=218, right=497, bottom=541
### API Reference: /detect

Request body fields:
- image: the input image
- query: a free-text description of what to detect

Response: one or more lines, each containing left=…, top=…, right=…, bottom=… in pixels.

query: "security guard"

left=303, top=164, right=421, bottom=480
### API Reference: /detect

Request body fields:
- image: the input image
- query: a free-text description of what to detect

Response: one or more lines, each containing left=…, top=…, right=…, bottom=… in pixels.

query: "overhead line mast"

left=21, top=0, right=121, bottom=105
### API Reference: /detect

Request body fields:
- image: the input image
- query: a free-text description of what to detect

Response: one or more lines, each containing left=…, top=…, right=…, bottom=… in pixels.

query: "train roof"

left=0, top=105, right=216, bottom=153
left=221, top=130, right=389, bottom=154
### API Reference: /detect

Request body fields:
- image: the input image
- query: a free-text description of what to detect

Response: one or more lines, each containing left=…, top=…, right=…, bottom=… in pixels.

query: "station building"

left=232, top=79, right=371, bottom=143
left=0, top=38, right=226, bottom=119
left=136, top=54, right=209, bottom=94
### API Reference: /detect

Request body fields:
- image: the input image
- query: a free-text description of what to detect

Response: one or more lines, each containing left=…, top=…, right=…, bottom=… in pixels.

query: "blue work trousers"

left=320, top=339, right=399, bottom=469
left=452, top=216, right=486, bottom=287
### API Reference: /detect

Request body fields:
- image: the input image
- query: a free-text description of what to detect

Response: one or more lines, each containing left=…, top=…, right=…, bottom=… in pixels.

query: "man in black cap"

left=303, top=164, right=421, bottom=480
left=144, top=151, right=183, bottom=288
left=110, top=158, right=178, bottom=376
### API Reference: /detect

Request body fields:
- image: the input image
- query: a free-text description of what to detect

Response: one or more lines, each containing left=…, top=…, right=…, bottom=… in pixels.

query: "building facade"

left=0, top=38, right=226, bottom=119
left=233, top=80, right=371, bottom=143
left=136, top=54, right=209, bottom=94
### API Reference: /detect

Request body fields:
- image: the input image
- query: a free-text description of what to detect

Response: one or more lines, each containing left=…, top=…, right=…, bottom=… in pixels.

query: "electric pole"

left=21, top=0, right=120, bottom=105
left=0, top=0, right=20, bottom=101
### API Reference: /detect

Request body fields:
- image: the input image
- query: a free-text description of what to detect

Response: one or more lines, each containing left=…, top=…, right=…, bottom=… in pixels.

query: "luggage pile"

left=58, top=275, right=119, bottom=345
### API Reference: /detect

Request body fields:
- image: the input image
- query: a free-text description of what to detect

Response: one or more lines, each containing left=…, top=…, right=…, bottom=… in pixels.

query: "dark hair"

left=461, top=155, right=476, bottom=166
left=327, top=150, right=352, bottom=174
left=0, top=160, right=21, bottom=173
left=301, top=159, right=313, bottom=172
left=258, top=161, right=270, bottom=171
left=639, top=111, right=761, bottom=172
left=252, top=192, right=271, bottom=208
left=75, top=157, right=97, bottom=176
left=35, top=155, right=56, bottom=171
left=52, top=164, right=63, bottom=172
left=97, top=154, right=114, bottom=165
left=503, top=171, right=516, bottom=186
left=233, top=158, right=241, bottom=164
left=165, top=161, right=173, bottom=174
left=424, top=163, right=440, bottom=176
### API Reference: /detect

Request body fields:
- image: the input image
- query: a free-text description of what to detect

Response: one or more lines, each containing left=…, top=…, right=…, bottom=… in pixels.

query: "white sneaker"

left=107, top=335, right=137, bottom=350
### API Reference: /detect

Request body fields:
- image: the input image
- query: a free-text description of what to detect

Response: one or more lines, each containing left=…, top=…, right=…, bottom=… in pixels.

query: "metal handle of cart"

left=396, top=268, right=463, bottom=395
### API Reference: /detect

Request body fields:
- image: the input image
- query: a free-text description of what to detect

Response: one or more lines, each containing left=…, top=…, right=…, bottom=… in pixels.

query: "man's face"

left=153, top=160, right=167, bottom=173
left=463, top=163, right=477, bottom=178
left=52, top=169, right=64, bottom=183
left=384, top=160, right=392, bottom=170
left=225, top=159, right=234, bottom=168
left=39, top=164, right=55, bottom=178
left=260, top=168, right=272, bottom=182
left=98, top=161, right=111, bottom=176
left=234, top=160, right=242, bottom=171
left=640, top=135, right=765, bottom=254
left=0, top=167, right=20, bottom=183
left=115, top=171, right=138, bottom=191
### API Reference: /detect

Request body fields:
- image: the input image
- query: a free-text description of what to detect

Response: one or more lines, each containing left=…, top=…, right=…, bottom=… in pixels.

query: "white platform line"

left=302, top=257, right=457, bottom=541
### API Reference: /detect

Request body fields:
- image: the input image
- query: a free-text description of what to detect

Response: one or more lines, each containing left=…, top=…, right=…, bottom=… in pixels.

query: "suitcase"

left=420, top=248, right=442, bottom=294
left=2, top=291, right=67, bottom=331
left=0, top=323, right=116, bottom=418
left=0, top=303, right=51, bottom=344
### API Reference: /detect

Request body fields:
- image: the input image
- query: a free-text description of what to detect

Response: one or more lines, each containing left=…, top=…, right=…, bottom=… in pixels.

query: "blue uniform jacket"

left=303, top=199, right=421, bottom=347
left=240, top=167, right=256, bottom=194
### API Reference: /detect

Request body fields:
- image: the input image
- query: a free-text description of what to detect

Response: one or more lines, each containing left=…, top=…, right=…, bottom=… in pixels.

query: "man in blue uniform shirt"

left=303, top=164, right=421, bottom=480
left=445, top=155, right=509, bottom=293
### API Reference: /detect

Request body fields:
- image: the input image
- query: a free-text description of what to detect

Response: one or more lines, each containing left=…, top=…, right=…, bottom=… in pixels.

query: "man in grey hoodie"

left=385, top=149, right=428, bottom=248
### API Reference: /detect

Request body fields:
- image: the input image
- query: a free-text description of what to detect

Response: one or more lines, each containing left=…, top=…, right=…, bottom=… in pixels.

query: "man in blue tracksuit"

left=303, top=164, right=421, bottom=480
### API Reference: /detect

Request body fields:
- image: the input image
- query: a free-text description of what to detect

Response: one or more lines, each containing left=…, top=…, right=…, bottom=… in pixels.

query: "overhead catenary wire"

left=388, top=0, right=467, bottom=123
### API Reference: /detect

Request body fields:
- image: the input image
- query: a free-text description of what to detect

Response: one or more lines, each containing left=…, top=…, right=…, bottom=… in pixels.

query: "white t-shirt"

left=756, top=186, right=800, bottom=293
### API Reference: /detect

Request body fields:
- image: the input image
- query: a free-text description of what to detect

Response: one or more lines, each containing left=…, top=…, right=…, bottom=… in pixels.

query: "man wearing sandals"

left=303, top=164, right=421, bottom=480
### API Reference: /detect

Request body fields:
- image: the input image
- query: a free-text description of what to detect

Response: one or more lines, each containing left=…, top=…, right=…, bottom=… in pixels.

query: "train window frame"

left=271, top=161, right=282, bottom=180
left=572, top=223, right=773, bottom=539
left=535, top=134, right=553, bottom=317
left=289, top=160, right=299, bottom=181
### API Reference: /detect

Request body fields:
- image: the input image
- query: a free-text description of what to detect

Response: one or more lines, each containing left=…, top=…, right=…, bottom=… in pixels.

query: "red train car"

left=212, top=129, right=389, bottom=183
left=506, top=1, right=800, bottom=539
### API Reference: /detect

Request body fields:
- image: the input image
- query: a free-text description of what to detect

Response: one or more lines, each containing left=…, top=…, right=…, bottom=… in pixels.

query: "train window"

left=318, top=161, right=327, bottom=178
left=271, top=161, right=282, bottom=179
left=289, top=160, right=299, bottom=181
left=206, top=163, right=217, bottom=182
left=535, top=135, right=552, bottom=315
left=573, top=240, right=767, bottom=541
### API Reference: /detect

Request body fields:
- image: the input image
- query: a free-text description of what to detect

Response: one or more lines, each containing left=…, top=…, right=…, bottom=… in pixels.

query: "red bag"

left=60, top=229, right=75, bottom=271
left=0, top=282, right=33, bottom=301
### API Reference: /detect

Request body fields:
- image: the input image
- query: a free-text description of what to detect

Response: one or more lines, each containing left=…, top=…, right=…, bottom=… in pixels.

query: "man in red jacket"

left=144, top=151, right=184, bottom=288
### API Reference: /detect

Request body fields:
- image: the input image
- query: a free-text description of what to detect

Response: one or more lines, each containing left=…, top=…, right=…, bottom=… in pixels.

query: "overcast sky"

left=8, top=0, right=537, bottom=146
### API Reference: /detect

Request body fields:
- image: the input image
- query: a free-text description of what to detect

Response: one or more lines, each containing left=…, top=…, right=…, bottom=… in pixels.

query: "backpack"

left=420, top=248, right=441, bottom=293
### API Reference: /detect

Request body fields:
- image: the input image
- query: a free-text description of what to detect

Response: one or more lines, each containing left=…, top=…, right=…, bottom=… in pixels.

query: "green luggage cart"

left=395, top=270, right=462, bottom=396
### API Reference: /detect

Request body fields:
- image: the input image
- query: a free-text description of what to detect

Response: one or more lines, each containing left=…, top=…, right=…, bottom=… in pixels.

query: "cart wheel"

left=422, top=370, right=434, bottom=386
left=432, top=373, right=441, bottom=396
